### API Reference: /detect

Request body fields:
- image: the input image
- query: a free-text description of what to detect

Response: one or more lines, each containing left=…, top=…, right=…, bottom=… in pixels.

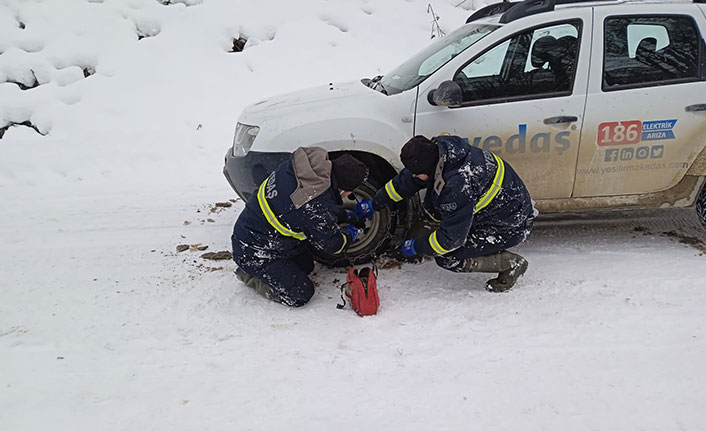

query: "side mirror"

left=427, top=80, right=462, bottom=108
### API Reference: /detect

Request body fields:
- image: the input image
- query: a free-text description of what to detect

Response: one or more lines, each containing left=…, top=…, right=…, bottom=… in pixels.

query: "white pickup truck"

left=224, top=0, right=706, bottom=263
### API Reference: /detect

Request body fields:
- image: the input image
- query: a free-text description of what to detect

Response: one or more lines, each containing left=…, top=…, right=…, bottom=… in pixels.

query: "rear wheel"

left=314, top=178, right=395, bottom=267
left=697, top=181, right=706, bottom=230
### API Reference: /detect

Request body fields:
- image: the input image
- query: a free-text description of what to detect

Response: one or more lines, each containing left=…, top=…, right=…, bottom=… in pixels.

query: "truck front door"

left=414, top=9, right=592, bottom=200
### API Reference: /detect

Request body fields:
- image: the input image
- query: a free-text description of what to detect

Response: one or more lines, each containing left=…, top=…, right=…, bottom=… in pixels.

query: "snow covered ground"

left=1, top=0, right=705, bottom=430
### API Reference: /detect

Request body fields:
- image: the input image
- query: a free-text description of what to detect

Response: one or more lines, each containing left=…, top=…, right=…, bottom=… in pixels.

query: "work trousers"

left=435, top=216, right=534, bottom=272
left=232, top=239, right=315, bottom=307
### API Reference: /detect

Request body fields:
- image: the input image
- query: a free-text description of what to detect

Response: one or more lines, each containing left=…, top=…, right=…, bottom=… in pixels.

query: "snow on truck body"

left=224, top=0, right=706, bottom=261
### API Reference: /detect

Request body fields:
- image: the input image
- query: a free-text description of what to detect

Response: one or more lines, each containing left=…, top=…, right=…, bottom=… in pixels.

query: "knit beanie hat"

left=332, top=154, right=368, bottom=191
left=400, top=135, right=439, bottom=175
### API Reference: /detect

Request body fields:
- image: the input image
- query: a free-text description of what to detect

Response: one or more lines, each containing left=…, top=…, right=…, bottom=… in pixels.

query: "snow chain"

left=329, top=198, right=400, bottom=267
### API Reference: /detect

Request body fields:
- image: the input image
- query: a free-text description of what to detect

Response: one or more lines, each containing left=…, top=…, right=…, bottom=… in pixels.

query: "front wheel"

left=697, top=180, right=706, bottom=230
left=314, top=179, right=395, bottom=267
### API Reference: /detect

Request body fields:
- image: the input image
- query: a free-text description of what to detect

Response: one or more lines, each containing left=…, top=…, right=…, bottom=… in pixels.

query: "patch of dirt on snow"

left=209, top=200, right=237, bottom=214
left=634, top=226, right=706, bottom=255
left=661, top=230, right=706, bottom=256
left=176, top=243, right=208, bottom=253
left=377, top=256, right=403, bottom=270
left=201, top=251, right=232, bottom=261
left=175, top=252, right=232, bottom=277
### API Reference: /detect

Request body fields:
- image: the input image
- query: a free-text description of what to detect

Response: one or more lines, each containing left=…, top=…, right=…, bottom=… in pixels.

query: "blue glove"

left=401, top=239, right=416, bottom=257
left=355, top=200, right=375, bottom=219
left=344, top=225, right=361, bottom=242
left=345, top=211, right=366, bottom=228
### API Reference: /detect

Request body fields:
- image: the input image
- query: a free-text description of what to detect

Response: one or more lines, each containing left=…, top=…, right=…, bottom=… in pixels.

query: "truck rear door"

left=573, top=3, right=706, bottom=197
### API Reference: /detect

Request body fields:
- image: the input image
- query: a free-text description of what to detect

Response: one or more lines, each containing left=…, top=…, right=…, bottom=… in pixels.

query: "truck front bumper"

left=223, top=149, right=291, bottom=201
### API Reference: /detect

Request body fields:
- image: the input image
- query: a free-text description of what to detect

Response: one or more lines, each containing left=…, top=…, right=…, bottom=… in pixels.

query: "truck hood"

left=236, top=78, right=415, bottom=157
left=240, top=80, right=383, bottom=123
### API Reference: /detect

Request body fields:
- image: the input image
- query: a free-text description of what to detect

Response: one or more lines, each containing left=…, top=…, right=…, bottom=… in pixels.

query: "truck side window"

left=603, top=16, right=701, bottom=90
left=453, top=21, right=581, bottom=104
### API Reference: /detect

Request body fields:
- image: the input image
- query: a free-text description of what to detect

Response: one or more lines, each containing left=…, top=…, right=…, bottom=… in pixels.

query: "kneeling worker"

left=232, top=148, right=369, bottom=306
left=362, top=135, right=534, bottom=292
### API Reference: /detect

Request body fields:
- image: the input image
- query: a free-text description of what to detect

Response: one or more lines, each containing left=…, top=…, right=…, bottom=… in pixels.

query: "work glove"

left=400, top=239, right=417, bottom=257
left=344, top=225, right=362, bottom=242
left=344, top=211, right=367, bottom=229
left=355, top=200, right=375, bottom=219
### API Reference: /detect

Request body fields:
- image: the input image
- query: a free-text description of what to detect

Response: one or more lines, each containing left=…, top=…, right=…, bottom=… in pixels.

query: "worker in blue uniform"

left=359, top=135, right=534, bottom=292
left=232, top=148, right=369, bottom=306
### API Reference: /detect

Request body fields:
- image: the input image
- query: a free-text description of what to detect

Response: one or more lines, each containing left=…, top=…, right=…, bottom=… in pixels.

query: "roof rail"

left=466, top=1, right=518, bottom=23
left=464, top=0, right=620, bottom=25
left=499, top=0, right=554, bottom=24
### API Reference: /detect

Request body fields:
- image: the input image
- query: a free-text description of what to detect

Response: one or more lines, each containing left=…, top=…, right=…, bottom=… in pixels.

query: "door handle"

left=685, top=104, right=706, bottom=112
left=543, top=115, right=578, bottom=124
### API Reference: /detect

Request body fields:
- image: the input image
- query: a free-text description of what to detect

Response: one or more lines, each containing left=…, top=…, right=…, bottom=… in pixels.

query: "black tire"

left=697, top=181, right=706, bottom=230
left=314, top=178, right=395, bottom=267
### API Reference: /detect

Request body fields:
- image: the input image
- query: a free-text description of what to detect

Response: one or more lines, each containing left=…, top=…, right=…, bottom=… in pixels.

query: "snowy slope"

left=1, top=1, right=706, bottom=430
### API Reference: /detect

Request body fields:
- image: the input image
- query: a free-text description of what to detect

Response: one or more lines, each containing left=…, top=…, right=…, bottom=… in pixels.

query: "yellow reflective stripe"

left=423, top=207, right=440, bottom=223
left=474, top=154, right=505, bottom=214
left=334, top=233, right=347, bottom=254
left=428, top=231, right=451, bottom=255
left=257, top=179, right=307, bottom=241
left=385, top=180, right=403, bottom=202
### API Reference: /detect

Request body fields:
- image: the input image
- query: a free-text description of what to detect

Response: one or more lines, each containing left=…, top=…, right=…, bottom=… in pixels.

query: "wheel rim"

left=341, top=189, right=381, bottom=254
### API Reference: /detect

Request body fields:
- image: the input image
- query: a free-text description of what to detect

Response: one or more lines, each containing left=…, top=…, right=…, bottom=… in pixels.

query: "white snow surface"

left=1, top=1, right=706, bottom=430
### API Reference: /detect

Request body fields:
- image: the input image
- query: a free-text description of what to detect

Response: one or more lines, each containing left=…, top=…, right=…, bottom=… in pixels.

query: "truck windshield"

left=379, top=23, right=498, bottom=95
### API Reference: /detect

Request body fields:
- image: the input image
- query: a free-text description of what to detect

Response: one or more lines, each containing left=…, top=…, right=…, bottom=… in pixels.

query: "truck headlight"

left=232, top=123, right=260, bottom=157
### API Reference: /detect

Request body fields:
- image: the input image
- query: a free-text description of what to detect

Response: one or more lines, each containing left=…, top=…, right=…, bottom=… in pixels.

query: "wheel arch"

left=686, top=144, right=706, bottom=176
left=258, top=117, right=409, bottom=172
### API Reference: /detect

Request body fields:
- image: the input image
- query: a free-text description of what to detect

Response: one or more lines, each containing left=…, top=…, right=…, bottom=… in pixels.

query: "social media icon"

left=650, top=145, right=664, bottom=159
left=636, top=146, right=649, bottom=160
left=620, top=148, right=634, bottom=161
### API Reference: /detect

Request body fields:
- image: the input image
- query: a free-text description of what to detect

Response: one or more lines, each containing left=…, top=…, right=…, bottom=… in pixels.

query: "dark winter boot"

left=235, top=268, right=277, bottom=300
left=463, top=251, right=528, bottom=292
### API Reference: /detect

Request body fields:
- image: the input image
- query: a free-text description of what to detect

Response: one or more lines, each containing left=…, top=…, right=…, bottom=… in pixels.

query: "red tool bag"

left=337, top=265, right=380, bottom=316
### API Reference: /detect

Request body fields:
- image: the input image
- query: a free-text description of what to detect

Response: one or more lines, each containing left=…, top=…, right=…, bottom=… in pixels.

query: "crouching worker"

left=232, top=148, right=369, bottom=306
left=361, top=135, right=534, bottom=292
